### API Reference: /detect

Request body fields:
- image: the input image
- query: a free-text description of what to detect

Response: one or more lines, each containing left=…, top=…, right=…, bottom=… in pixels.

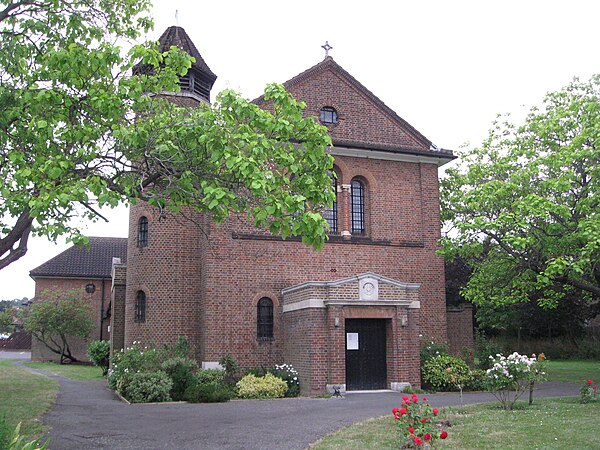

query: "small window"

left=351, top=178, right=366, bottom=235
left=138, top=216, right=148, bottom=247
left=135, top=290, right=146, bottom=323
left=257, top=297, right=274, bottom=340
left=323, top=173, right=338, bottom=233
left=319, top=106, right=338, bottom=125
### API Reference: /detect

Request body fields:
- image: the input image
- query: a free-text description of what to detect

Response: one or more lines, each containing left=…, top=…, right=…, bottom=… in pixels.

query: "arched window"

left=137, top=216, right=148, bottom=247
left=135, top=290, right=146, bottom=323
left=257, top=297, right=274, bottom=340
left=322, top=173, right=338, bottom=233
left=351, top=178, right=366, bottom=235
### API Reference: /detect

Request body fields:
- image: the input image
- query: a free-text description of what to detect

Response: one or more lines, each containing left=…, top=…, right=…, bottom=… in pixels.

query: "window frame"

left=137, top=216, right=149, bottom=248
left=351, top=178, right=366, bottom=235
left=323, top=172, right=338, bottom=234
left=134, top=290, right=146, bottom=323
left=319, top=106, right=338, bottom=125
left=256, top=297, right=274, bottom=340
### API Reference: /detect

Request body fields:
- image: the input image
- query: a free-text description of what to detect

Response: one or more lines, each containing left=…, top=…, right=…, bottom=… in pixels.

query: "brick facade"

left=446, top=304, right=475, bottom=356
left=32, top=31, right=460, bottom=393
left=31, top=277, right=110, bottom=362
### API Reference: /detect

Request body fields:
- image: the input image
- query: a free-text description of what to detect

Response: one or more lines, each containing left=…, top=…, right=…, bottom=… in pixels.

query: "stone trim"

left=231, top=232, right=424, bottom=248
left=282, top=272, right=420, bottom=295
left=282, top=298, right=417, bottom=313
left=331, top=145, right=452, bottom=167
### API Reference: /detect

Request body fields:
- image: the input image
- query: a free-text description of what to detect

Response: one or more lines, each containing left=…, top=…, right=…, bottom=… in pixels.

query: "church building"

left=30, top=26, right=462, bottom=394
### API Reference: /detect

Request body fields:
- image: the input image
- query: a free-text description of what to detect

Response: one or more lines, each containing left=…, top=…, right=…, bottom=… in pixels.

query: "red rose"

left=424, top=433, right=432, bottom=441
left=440, top=431, right=448, bottom=439
left=414, top=437, right=423, bottom=445
left=588, top=379, right=593, bottom=385
left=403, top=395, right=409, bottom=401
left=594, top=386, right=598, bottom=391
left=412, top=395, right=418, bottom=403
left=432, top=408, right=439, bottom=415
left=408, top=427, right=414, bottom=434
left=399, top=408, right=408, bottom=415
left=422, top=397, right=427, bottom=401
left=392, top=408, right=399, bottom=414
left=420, top=418, right=429, bottom=423
left=394, top=413, right=400, bottom=420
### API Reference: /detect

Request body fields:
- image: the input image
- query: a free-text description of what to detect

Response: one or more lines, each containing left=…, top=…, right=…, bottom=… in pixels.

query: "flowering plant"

left=271, top=363, right=300, bottom=397
left=484, top=352, right=546, bottom=410
left=580, top=379, right=599, bottom=403
left=392, top=394, right=448, bottom=448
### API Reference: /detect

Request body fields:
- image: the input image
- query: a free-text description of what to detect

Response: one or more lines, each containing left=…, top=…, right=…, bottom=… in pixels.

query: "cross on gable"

left=321, top=41, right=333, bottom=58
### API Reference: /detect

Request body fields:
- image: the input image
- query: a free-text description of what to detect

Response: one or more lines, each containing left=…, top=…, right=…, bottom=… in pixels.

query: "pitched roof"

left=255, top=57, right=454, bottom=161
left=157, top=26, right=217, bottom=83
left=30, top=237, right=128, bottom=279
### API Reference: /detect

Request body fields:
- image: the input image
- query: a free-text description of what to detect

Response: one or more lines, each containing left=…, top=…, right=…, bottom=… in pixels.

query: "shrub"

left=236, top=373, right=288, bottom=399
left=0, top=415, right=10, bottom=450
left=87, top=340, right=110, bottom=376
left=5, top=422, right=48, bottom=450
left=474, top=333, right=503, bottom=369
left=580, top=379, right=599, bottom=403
left=271, top=363, right=300, bottom=397
left=392, top=394, right=448, bottom=448
left=184, top=381, right=233, bottom=403
left=245, top=366, right=269, bottom=377
left=422, top=355, right=470, bottom=391
left=219, top=354, right=240, bottom=386
left=108, top=342, right=163, bottom=390
left=484, top=352, right=546, bottom=410
left=123, top=371, right=172, bottom=403
left=160, top=357, right=198, bottom=401
left=463, top=368, right=486, bottom=391
left=196, top=368, right=225, bottom=385
left=420, top=339, right=450, bottom=365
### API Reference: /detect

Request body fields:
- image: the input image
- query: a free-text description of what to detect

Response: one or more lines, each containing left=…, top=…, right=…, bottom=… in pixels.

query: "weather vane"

left=321, top=41, right=333, bottom=58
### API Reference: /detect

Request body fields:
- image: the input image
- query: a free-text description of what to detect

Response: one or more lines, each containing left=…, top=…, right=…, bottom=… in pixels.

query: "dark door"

left=345, top=319, right=387, bottom=390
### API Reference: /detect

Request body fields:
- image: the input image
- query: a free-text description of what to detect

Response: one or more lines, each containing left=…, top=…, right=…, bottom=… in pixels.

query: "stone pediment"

left=282, top=273, right=420, bottom=313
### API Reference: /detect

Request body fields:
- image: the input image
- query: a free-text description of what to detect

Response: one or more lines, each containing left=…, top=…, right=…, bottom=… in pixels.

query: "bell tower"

left=156, top=26, right=217, bottom=104
left=122, top=26, right=216, bottom=357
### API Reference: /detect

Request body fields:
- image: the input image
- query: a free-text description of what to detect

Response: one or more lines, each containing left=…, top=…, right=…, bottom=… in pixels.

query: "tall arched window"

left=134, top=290, right=146, bottom=323
left=351, top=178, right=366, bottom=235
left=257, top=297, right=274, bottom=340
left=138, top=216, right=148, bottom=247
left=322, top=173, right=338, bottom=233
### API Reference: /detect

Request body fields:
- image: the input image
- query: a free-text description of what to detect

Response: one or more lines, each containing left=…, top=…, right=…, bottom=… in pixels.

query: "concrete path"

left=15, top=362, right=580, bottom=450
left=0, top=349, right=31, bottom=359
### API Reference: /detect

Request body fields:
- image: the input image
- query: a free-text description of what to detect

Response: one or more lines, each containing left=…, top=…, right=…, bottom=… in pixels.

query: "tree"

left=22, top=289, right=93, bottom=363
left=441, top=75, right=600, bottom=308
left=0, top=0, right=334, bottom=270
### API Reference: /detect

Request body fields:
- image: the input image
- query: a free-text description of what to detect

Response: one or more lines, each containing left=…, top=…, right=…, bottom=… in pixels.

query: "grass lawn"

left=544, top=360, right=600, bottom=383
left=24, top=361, right=104, bottom=381
left=0, top=360, right=58, bottom=440
left=311, top=397, right=600, bottom=449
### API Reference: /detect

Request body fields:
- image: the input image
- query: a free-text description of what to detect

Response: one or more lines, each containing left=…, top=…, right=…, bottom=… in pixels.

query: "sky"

left=1, top=0, right=598, bottom=300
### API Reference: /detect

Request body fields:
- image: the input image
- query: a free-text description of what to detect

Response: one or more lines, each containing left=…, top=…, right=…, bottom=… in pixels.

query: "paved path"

left=0, top=349, right=31, bottom=359
left=14, top=362, right=580, bottom=450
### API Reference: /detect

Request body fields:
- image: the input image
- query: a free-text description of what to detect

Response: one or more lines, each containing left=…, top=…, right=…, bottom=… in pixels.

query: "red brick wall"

left=124, top=206, right=206, bottom=358
left=110, top=265, right=127, bottom=355
left=123, top=60, right=448, bottom=392
left=31, top=277, right=110, bottom=362
left=447, top=304, right=475, bottom=356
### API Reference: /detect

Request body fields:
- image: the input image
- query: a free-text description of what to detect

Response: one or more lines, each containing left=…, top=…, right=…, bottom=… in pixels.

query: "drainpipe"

left=99, top=278, right=107, bottom=340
